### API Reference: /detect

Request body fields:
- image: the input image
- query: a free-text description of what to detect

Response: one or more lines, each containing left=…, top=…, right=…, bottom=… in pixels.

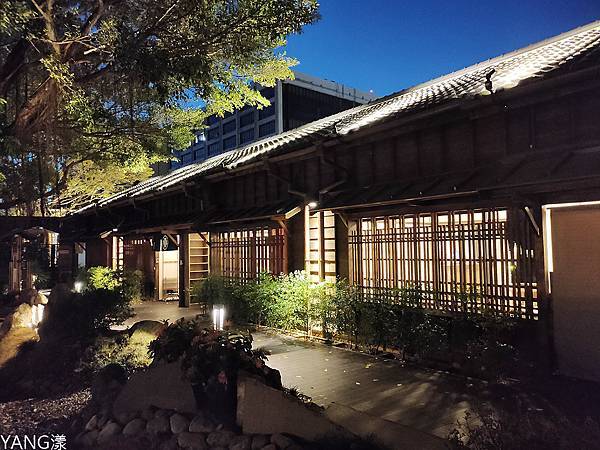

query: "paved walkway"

left=128, top=302, right=487, bottom=438
left=253, top=332, right=488, bottom=438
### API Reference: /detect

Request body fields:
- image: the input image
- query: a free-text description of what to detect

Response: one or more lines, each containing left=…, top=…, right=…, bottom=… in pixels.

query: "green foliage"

left=87, top=266, right=120, bottom=291
left=122, top=270, right=144, bottom=304
left=82, top=331, right=154, bottom=374
left=40, top=288, right=133, bottom=339
left=86, top=266, right=144, bottom=303
left=149, top=320, right=268, bottom=386
left=201, top=272, right=521, bottom=377
left=0, top=0, right=319, bottom=213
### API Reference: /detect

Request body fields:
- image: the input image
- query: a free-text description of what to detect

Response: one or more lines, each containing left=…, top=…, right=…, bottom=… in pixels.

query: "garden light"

left=74, top=281, right=84, bottom=293
left=213, top=304, right=225, bottom=331
left=30, top=304, right=44, bottom=328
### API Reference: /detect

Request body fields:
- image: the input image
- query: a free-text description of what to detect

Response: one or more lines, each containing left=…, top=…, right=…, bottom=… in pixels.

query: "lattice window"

left=305, top=208, right=336, bottom=282
left=349, top=208, right=538, bottom=319
left=210, top=226, right=287, bottom=280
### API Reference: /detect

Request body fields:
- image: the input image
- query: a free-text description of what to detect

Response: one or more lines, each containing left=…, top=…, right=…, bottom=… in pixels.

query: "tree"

left=0, top=0, right=319, bottom=215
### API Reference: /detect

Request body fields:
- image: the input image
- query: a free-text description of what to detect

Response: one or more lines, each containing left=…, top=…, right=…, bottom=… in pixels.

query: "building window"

left=259, top=121, right=276, bottom=137
left=223, top=135, right=236, bottom=151
left=349, top=208, right=538, bottom=319
left=258, top=104, right=275, bottom=120
left=239, top=129, right=255, bottom=145
left=208, top=142, right=220, bottom=155
left=222, top=119, right=236, bottom=135
left=207, top=127, right=220, bottom=141
left=207, top=115, right=219, bottom=126
left=239, top=111, right=254, bottom=128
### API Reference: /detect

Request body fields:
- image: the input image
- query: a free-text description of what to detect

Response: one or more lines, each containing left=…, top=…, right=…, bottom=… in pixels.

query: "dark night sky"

left=283, top=0, right=600, bottom=97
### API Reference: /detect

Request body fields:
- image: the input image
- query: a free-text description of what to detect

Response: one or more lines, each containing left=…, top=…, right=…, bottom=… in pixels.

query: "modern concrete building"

left=167, top=71, right=376, bottom=171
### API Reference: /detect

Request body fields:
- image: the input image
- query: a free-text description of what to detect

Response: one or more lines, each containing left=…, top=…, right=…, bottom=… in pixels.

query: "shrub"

left=82, top=331, right=154, bottom=374
left=87, top=266, right=121, bottom=291
left=122, top=270, right=144, bottom=303
left=40, top=288, right=133, bottom=339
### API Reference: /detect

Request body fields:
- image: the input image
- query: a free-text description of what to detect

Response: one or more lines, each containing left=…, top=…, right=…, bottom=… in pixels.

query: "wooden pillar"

left=179, top=232, right=190, bottom=307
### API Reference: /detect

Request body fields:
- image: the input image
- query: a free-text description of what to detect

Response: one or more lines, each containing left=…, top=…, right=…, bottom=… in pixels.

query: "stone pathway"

left=252, top=332, right=489, bottom=438
left=129, top=303, right=491, bottom=439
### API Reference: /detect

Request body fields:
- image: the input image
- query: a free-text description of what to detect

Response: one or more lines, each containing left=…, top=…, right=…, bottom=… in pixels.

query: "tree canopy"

left=0, top=0, right=319, bottom=215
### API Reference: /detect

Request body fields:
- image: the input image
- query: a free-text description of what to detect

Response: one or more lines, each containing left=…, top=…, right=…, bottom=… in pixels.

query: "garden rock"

left=113, top=360, right=197, bottom=415
left=84, top=414, right=98, bottom=431
left=170, top=413, right=190, bottom=434
left=97, top=421, right=122, bottom=444
left=79, top=430, right=99, bottom=446
left=147, top=415, right=171, bottom=434
left=142, top=405, right=158, bottom=420
left=271, top=434, right=295, bottom=449
left=129, top=320, right=166, bottom=338
left=260, top=445, right=276, bottom=450
left=206, top=430, right=236, bottom=447
left=123, top=418, right=147, bottom=436
left=161, top=435, right=180, bottom=450
left=189, top=414, right=216, bottom=433
left=1, top=303, right=32, bottom=333
left=229, top=434, right=252, bottom=450
left=251, top=435, right=270, bottom=450
left=155, top=408, right=173, bottom=419
left=91, top=363, right=127, bottom=411
left=177, top=431, right=208, bottom=450
left=114, top=409, right=137, bottom=425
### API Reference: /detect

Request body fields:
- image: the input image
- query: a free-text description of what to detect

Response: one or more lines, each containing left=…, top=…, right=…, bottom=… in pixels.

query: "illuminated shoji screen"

left=305, top=208, right=336, bottom=282
left=349, top=208, right=538, bottom=319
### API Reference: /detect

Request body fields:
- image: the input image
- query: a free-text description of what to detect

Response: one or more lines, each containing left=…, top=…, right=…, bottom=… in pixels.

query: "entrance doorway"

left=156, top=249, right=179, bottom=301
left=545, top=202, right=600, bottom=381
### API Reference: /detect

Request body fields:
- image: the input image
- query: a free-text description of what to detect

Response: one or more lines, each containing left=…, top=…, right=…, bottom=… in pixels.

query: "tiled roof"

left=75, top=20, right=600, bottom=214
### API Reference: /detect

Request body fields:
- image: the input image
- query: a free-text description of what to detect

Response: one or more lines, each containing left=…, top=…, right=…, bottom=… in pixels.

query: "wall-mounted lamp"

left=212, top=304, right=225, bottom=331
left=307, top=201, right=318, bottom=209
left=112, top=228, right=118, bottom=232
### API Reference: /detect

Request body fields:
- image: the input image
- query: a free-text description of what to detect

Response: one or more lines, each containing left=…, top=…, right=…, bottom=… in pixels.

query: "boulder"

left=91, top=364, right=127, bottom=412
left=189, top=414, right=216, bottom=433
left=84, top=415, right=98, bottom=431
left=113, top=361, right=197, bottom=415
left=155, top=408, right=172, bottom=419
left=79, top=430, right=99, bottom=447
left=123, top=418, right=147, bottom=436
left=161, top=435, right=180, bottom=450
left=114, top=409, right=137, bottom=425
left=229, top=435, right=252, bottom=450
left=177, top=432, right=208, bottom=450
left=147, top=415, right=171, bottom=435
left=97, top=421, right=122, bottom=444
left=236, top=375, right=346, bottom=442
left=271, top=434, right=295, bottom=449
left=251, top=435, right=270, bottom=450
left=206, top=430, right=236, bottom=447
left=129, top=320, right=166, bottom=338
left=3, top=303, right=32, bottom=331
left=170, top=413, right=190, bottom=434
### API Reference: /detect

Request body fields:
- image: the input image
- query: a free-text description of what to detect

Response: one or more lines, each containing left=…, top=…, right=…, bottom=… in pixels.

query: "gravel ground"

left=0, top=389, right=91, bottom=435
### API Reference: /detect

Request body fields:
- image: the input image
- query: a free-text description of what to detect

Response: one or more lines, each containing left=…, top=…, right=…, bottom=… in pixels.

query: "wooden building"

left=65, top=22, right=600, bottom=381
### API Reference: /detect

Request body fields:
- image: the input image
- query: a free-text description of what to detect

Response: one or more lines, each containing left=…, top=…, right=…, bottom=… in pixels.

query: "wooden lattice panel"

left=349, top=208, right=538, bottom=319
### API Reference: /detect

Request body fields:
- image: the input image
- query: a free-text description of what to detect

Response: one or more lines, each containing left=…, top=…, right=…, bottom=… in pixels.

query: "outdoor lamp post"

left=213, top=304, right=225, bottom=331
